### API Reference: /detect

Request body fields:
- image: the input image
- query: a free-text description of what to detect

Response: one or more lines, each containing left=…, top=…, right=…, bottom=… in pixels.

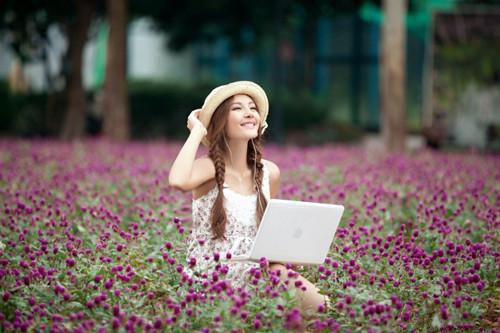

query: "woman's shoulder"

left=262, top=159, right=280, bottom=180
left=191, top=156, right=216, bottom=200
left=262, top=159, right=280, bottom=197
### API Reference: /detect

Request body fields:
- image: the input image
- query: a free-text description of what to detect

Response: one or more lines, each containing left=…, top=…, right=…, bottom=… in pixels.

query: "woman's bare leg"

left=268, top=263, right=329, bottom=317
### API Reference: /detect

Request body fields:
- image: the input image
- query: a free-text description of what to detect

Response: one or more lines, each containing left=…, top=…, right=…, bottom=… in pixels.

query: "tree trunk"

left=102, top=0, right=129, bottom=141
left=380, top=0, right=407, bottom=153
left=60, top=0, right=94, bottom=140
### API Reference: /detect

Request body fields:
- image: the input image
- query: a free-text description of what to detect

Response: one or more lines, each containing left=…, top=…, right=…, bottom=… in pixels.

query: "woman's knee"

left=269, top=263, right=293, bottom=278
left=268, top=263, right=287, bottom=275
left=269, top=263, right=301, bottom=283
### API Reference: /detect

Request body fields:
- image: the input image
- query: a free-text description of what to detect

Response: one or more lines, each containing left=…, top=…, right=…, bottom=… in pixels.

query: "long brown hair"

left=206, top=95, right=268, bottom=240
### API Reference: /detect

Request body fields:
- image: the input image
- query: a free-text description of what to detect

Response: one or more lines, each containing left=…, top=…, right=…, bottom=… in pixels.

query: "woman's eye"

left=231, top=106, right=257, bottom=112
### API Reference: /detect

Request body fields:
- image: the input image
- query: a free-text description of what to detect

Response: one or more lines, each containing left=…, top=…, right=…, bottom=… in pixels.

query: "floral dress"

left=185, top=163, right=271, bottom=289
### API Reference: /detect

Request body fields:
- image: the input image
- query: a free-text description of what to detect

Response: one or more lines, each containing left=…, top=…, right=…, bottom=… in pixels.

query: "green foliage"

left=128, top=80, right=213, bottom=139
left=0, top=0, right=71, bottom=63
left=270, top=89, right=328, bottom=130
left=0, top=81, right=13, bottom=133
left=130, top=0, right=361, bottom=53
left=0, top=81, right=49, bottom=136
left=1, top=79, right=356, bottom=142
left=434, top=38, right=500, bottom=118
left=436, top=40, right=500, bottom=87
left=128, top=80, right=360, bottom=142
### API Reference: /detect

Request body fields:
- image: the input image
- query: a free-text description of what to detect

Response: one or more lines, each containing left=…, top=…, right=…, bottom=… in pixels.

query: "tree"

left=380, top=0, right=407, bottom=153
left=102, top=0, right=129, bottom=141
left=1, top=0, right=96, bottom=140
left=60, top=0, right=96, bottom=140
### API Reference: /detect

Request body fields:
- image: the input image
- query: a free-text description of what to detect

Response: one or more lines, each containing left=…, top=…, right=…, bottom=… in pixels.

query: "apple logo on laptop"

left=292, top=228, right=303, bottom=239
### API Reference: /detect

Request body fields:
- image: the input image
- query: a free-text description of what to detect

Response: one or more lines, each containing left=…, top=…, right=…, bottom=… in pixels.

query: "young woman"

left=168, top=81, right=330, bottom=316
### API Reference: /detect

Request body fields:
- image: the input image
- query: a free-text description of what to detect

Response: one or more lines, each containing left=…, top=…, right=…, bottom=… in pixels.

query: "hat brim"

left=199, top=81, right=269, bottom=147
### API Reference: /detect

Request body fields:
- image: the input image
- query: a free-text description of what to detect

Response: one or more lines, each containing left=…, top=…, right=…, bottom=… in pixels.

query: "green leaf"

left=64, top=301, right=85, bottom=312
left=470, top=304, right=482, bottom=316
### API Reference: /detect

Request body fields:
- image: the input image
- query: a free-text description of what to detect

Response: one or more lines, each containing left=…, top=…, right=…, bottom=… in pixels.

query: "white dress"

left=185, top=163, right=271, bottom=289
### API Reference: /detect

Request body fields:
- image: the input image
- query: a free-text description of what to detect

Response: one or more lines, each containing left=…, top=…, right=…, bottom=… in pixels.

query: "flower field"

left=0, top=139, right=498, bottom=332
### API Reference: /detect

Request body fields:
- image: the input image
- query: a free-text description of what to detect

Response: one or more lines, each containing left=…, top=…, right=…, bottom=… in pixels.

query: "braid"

left=208, top=140, right=228, bottom=240
left=248, top=135, right=268, bottom=228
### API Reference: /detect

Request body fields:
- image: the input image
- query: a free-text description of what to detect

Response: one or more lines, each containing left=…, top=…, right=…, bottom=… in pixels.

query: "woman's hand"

left=187, top=109, right=207, bottom=136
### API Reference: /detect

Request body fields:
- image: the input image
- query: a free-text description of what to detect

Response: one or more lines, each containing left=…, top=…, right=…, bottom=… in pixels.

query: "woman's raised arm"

left=168, top=109, right=209, bottom=191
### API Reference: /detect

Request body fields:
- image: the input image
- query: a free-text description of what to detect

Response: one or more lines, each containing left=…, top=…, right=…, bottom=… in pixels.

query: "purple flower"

left=440, top=305, right=449, bottom=320
left=112, top=317, right=120, bottom=329
left=113, top=304, right=120, bottom=316
left=104, top=279, right=114, bottom=289
left=66, top=258, right=76, bottom=267
left=259, top=257, right=268, bottom=268
left=188, top=257, right=196, bottom=268
left=283, top=308, right=302, bottom=330
left=86, top=300, right=94, bottom=309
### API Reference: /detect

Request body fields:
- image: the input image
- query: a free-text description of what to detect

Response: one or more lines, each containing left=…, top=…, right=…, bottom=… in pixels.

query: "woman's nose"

left=243, top=108, right=254, bottom=117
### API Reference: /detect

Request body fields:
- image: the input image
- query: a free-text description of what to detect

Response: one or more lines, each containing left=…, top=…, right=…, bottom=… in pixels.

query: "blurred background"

left=0, top=0, right=499, bottom=152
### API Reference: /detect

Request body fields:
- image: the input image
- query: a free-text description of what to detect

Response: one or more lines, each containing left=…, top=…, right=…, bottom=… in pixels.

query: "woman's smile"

left=241, top=122, right=256, bottom=129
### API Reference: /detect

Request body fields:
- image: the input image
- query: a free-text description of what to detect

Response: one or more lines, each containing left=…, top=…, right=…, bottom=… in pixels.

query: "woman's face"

left=225, top=94, right=261, bottom=142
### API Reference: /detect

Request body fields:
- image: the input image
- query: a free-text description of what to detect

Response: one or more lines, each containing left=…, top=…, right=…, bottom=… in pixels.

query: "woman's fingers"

left=187, top=109, right=206, bottom=133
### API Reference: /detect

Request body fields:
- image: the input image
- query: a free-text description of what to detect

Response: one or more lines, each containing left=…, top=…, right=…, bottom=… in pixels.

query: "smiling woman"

left=168, top=81, right=331, bottom=318
left=225, top=95, right=262, bottom=144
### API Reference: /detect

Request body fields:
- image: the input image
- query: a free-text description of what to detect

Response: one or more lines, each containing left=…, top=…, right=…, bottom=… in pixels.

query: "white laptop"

left=224, top=199, right=344, bottom=265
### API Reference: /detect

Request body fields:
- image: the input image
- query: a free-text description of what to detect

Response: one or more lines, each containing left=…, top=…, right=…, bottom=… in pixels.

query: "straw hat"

left=198, top=81, right=269, bottom=146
